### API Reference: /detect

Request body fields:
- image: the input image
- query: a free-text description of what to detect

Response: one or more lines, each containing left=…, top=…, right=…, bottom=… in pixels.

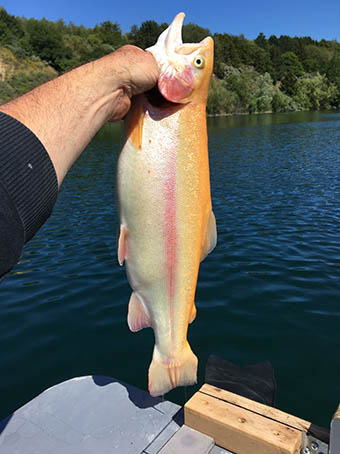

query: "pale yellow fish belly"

left=118, top=108, right=181, bottom=352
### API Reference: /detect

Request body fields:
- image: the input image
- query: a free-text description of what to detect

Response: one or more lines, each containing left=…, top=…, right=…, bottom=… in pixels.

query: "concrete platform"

left=0, top=376, right=232, bottom=453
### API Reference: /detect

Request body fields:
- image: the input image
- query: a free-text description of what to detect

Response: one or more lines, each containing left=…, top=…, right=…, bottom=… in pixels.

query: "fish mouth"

left=147, top=12, right=211, bottom=104
left=164, top=12, right=185, bottom=54
left=145, top=13, right=185, bottom=108
left=145, top=85, right=182, bottom=110
left=147, top=12, right=185, bottom=56
left=146, top=13, right=192, bottom=104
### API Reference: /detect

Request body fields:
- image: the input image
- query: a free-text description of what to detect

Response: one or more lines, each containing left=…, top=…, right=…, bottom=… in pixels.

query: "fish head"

left=147, top=12, right=214, bottom=105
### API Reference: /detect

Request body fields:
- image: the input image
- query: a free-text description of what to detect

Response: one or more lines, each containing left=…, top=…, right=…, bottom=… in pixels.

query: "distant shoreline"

left=207, top=111, right=273, bottom=117
left=207, top=108, right=340, bottom=118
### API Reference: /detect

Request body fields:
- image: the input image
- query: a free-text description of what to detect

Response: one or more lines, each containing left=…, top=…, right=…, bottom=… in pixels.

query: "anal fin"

left=189, top=304, right=197, bottom=324
left=127, top=292, right=151, bottom=332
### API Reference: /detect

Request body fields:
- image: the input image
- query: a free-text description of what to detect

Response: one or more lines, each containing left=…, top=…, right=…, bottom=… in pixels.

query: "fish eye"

left=194, top=56, right=205, bottom=69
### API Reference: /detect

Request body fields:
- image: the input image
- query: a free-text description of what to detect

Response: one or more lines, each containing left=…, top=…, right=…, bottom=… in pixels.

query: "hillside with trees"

left=0, top=6, right=340, bottom=115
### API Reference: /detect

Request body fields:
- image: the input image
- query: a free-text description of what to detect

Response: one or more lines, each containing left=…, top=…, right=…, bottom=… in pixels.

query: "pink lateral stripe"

left=164, top=155, right=177, bottom=303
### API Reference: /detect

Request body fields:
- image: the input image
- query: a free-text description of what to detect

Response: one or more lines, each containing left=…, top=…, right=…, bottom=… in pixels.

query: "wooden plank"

left=333, top=403, right=340, bottom=420
left=200, top=384, right=311, bottom=432
left=185, top=392, right=301, bottom=454
left=200, top=384, right=330, bottom=443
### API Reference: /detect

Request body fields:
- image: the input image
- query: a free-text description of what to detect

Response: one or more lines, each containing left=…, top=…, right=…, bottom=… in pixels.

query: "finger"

left=130, top=51, right=159, bottom=96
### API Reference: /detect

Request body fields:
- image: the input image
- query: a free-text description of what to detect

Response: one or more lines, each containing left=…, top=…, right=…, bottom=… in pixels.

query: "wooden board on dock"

left=184, top=383, right=328, bottom=454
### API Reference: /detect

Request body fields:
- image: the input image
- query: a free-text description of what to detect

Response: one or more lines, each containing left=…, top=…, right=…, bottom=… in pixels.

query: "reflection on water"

left=1, top=112, right=340, bottom=427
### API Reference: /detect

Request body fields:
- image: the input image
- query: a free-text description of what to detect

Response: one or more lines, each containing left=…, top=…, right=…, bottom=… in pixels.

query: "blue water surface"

left=1, top=111, right=340, bottom=428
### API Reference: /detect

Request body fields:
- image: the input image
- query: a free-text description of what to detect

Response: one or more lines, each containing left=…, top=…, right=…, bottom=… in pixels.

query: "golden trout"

left=117, top=12, right=216, bottom=396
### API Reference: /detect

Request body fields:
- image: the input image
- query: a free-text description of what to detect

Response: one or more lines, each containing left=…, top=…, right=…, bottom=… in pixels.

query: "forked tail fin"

left=148, top=342, right=198, bottom=397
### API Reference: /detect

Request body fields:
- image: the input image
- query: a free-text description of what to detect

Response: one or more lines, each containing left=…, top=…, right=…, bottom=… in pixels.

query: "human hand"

left=106, top=45, right=159, bottom=122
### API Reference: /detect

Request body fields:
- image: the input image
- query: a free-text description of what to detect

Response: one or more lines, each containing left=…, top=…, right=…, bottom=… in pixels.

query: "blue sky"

left=1, top=0, right=340, bottom=42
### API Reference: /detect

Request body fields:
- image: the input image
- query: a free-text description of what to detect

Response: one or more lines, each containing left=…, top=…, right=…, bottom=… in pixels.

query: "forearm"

left=0, top=46, right=157, bottom=187
left=0, top=46, right=157, bottom=280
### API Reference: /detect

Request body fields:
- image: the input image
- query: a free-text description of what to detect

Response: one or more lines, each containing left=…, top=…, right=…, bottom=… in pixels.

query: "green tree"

left=272, top=89, right=296, bottom=112
left=93, top=21, right=126, bottom=48
left=303, top=44, right=331, bottom=73
left=327, top=54, right=340, bottom=86
left=0, top=79, right=15, bottom=102
left=213, top=33, right=240, bottom=77
left=281, top=71, right=298, bottom=96
left=207, top=76, right=239, bottom=115
left=63, top=34, right=91, bottom=67
left=129, top=20, right=167, bottom=49
left=182, top=23, right=210, bottom=43
left=269, top=44, right=282, bottom=81
left=251, top=42, right=273, bottom=74
left=278, top=51, right=304, bottom=79
left=253, top=72, right=275, bottom=112
left=294, top=73, right=337, bottom=110
left=0, top=7, right=25, bottom=45
left=25, top=18, right=71, bottom=71
left=255, top=32, right=267, bottom=50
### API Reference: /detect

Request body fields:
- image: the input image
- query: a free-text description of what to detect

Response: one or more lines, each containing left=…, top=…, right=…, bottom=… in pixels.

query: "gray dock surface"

left=0, top=376, right=232, bottom=453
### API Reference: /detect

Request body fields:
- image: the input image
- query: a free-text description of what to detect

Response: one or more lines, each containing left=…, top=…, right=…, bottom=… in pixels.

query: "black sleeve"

left=0, top=112, right=58, bottom=280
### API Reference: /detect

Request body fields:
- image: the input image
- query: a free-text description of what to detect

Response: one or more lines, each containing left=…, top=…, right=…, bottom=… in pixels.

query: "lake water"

left=1, top=111, right=340, bottom=429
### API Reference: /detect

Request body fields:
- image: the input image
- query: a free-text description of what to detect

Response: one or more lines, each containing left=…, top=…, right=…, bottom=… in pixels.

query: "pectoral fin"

left=201, top=211, right=217, bottom=261
left=127, top=292, right=151, bottom=332
left=118, top=225, right=128, bottom=266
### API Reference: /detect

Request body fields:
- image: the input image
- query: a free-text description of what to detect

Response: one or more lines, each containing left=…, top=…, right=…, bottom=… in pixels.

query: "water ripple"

left=2, top=115, right=340, bottom=426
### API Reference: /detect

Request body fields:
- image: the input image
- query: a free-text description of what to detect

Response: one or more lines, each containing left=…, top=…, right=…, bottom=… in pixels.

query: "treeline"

left=210, top=33, right=340, bottom=114
left=0, top=6, right=340, bottom=114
